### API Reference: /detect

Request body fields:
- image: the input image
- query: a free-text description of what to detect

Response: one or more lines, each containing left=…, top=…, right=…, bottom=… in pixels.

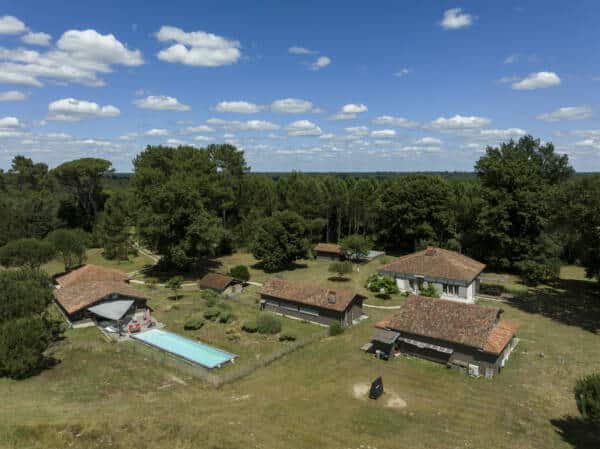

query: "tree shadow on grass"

left=251, top=261, right=308, bottom=273
left=504, top=278, right=600, bottom=333
left=551, top=416, right=600, bottom=449
left=143, top=258, right=223, bottom=282
left=328, top=276, right=351, bottom=282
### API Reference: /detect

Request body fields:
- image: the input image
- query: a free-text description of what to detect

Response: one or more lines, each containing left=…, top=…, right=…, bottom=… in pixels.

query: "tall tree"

left=46, top=228, right=88, bottom=271
left=52, top=158, right=112, bottom=230
left=251, top=211, right=309, bottom=272
left=133, top=145, right=230, bottom=269
left=0, top=238, right=55, bottom=269
left=474, top=135, right=573, bottom=271
left=376, top=175, right=456, bottom=252
left=96, top=191, right=133, bottom=260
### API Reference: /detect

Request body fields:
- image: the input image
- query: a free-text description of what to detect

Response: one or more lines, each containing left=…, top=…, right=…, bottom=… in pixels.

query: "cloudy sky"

left=1, top=0, right=600, bottom=172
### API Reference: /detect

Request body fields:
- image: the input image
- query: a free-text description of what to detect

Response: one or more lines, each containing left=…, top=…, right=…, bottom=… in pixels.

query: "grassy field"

left=142, top=286, right=325, bottom=375
left=1, top=254, right=599, bottom=449
left=41, top=247, right=156, bottom=277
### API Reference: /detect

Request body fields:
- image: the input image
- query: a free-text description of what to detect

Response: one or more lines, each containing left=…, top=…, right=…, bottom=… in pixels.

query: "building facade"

left=369, top=295, right=518, bottom=378
left=259, top=278, right=365, bottom=327
left=378, top=247, right=485, bottom=303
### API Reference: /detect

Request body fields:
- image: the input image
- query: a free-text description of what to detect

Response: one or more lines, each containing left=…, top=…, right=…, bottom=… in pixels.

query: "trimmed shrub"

left=200, top=289, right=219, bottom=301
left=365, top=274, right=399, bottom=297
left=183, top=315, right=205, bottom=330
left=329, top=321, right=344, bottom=336
left=203, top=307, right=220, bottom=321
left=256, top=313, right=282, bottom=334
left=420, top=283, right=441, bottom=298
left=242, top=320, right=258, bottom=333
left=218, top=310, right=234, bottom=324
left=279, top=331, right=297, bottom=342
left=574, top=373, right=600, bottom=425
left=229, top=265, right=250, bottom=282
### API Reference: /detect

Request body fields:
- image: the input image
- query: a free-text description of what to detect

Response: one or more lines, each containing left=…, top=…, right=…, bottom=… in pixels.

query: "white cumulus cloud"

left=207, top=118, right=279, bottom=131
left=287, top=120, right=322, bottom=136
left=214, top=101, right=262, bottom=113
left=430, top=114, right=490, bottom=129
left=416, top=137, right=443, bottom=145
left=0, top=90, right=27, bottom=101
left=47, top=98, right=120, bottom=121
left=155, top=25, right=241, bottom=67
left=536, top=106, right=592, bottom=122
left=22, top=32, right=51, bottom=46
left=271, top=98, right=313, bottom=113
left=345, top=126, right=369, bottom=136
left=372, top=115, right=419, bottom=128
left=0, top=16, right=27, bottom=35
left=145, top=128, right=169, bottom=136
left=440, top=8, right=474, bottom=30
left=511, top=72, right=561, bottom=90
left=134, top=95, right=190, bottom=111
left=0, top=116, right=20, bottom=128
left=371, top=129, right=396, bottom=138
left=310, top=56, right=331, bottom=70
left=288, top=46, right=314, bottom=55
left=0, top=29, right=143, bottom=87
left=479, top=128, right=527, bottom=138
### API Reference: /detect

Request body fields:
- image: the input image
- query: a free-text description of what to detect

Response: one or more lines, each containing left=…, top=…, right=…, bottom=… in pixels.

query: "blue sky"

left=1, top=0, right=600, bottom=172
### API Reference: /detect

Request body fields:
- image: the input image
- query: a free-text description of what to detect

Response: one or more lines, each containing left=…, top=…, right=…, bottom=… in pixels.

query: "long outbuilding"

left=369, top=295, right=518, bottom=378
left=259, top=278, right=365, bottom=327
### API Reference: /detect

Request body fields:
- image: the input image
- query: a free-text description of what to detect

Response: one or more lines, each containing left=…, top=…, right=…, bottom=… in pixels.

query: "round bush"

left=218, top=310, right=234, bottom=324
left=256, top=313, right=282, bottom=334
left=203, top=307, right=220, bottom=321
left=329, top=321, right=344, bottom=336
left=200, top=289, right=219, bottom=302
left=574, top=373, right=600, bottom=425
left=229, top=265, right=250, bottom=282
left=183, top=315, right=205, bottom=330
left=242, top=320, right=258, bottom=333
left=279, top=331, right=297, bottom=342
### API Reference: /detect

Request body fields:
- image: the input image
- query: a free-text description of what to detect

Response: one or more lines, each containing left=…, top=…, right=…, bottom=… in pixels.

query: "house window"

left=443, top=284, right=459, bottom=296
left=299, top=306, right=320, bottom=316
left=409, top=279, right=416, bottom=291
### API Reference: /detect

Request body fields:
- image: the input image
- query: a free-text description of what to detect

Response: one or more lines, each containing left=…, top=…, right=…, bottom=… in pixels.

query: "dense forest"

left=1, top=135, right=600, bottom=378
left=1, top=135, right=599, bottom=283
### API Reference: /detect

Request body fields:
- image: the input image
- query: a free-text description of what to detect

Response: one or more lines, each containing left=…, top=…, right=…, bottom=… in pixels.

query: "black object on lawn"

left=369, top=376, right=384, bottom=399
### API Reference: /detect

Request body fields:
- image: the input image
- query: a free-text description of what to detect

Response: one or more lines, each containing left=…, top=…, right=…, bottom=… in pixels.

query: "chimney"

left=327, top=291, right=337, bottom=304
left=425, top=246, right=436, bottom=256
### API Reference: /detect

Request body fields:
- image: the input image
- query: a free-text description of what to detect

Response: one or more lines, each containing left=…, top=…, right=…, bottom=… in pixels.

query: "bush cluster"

left=279, top=331, right=297, bottom=341
left=329, top=321, right=344, bottom=336
left=183, top=315, right=205, bottom=330
left=256, top=313, right=282, bottom=334
left=241, top=320, right=258, bottom=333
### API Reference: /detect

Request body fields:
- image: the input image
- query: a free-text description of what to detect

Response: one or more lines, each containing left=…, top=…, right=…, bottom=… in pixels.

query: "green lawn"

left=42, top=247, right=156, bottom=277
left=142, top=285, right=325, bottom=375
left=1, top=254, right=599, bottom=449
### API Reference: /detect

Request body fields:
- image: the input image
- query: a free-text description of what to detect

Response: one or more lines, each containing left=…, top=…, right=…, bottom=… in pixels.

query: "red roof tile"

left=379, top=295, right=515, bottom=354
left=314, top=243, right=342, bottom=254
left=259, top=278, right=363, bottom=312
left=379, top=247, right=485, bottom=283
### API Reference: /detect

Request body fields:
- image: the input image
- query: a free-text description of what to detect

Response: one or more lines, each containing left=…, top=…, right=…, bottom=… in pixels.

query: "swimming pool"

left=132, top=329, right=236, bottom=369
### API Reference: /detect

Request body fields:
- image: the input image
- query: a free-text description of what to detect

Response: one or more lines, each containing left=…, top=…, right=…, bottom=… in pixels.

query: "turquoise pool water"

left=132, top=329, right=236, bottom=369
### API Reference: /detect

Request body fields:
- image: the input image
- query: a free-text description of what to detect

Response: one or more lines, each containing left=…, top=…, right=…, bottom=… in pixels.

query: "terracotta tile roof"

left=378, top=247, right=485, bottom=283
left=483, top=320, right=519, bottom=354
left=314, top=243, right=342, bottom=254
left=55, top=264, right=129, bottom=287
left=199, top=273, right=234, bottom=291
left=54, top=281, right=146, bottom=315
left=379, top=295, right=515, bottom=354
left=259, top=278, right=363, bottom=312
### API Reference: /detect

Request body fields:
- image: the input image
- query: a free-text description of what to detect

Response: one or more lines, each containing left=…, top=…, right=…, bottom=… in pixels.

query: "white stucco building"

left=377, top=247, right=486, bottom=303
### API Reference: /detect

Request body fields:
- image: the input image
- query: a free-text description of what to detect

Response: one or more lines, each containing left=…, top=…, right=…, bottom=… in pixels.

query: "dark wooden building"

left=52, top=264, right=148, bottom=326
left=314, top=243, right=343, bottom=260
left=369, top=295, right=518, bottom=378
left=259, top=278, right=365, bottom=327
left=198, top=272, right=242, bottom=294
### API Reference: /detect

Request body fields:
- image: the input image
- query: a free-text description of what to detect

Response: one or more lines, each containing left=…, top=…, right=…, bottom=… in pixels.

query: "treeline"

left=1, top=137, right=600, bottom=284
